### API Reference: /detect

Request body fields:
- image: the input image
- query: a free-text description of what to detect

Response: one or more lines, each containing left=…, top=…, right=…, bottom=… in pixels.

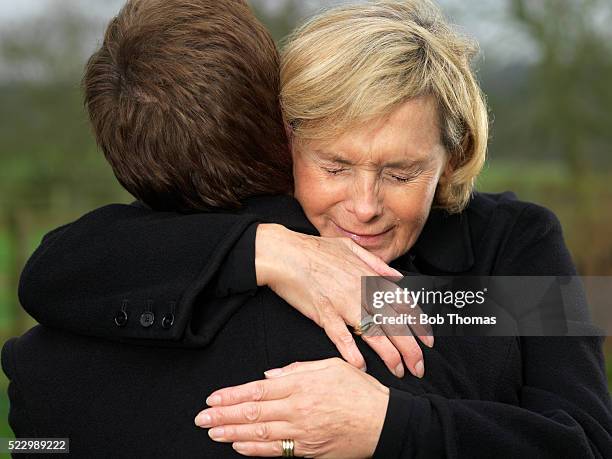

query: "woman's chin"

left=359, top=245, right=395, bottom=264
left=375, top=248, right=397, bottom=264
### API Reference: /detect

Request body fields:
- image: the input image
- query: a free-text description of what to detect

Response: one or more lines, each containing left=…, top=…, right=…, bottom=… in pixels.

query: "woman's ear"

left=442, top=158, right=454, bottom=181
left=285, top=122, right=298, bottom=159
left=439, top=150, right=454, bottom=184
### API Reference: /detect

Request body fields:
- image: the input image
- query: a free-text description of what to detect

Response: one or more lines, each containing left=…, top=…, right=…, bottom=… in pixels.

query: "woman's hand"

left=195, top=358, right=389, bottom=458
left=255, top=224, right=433, bottom=379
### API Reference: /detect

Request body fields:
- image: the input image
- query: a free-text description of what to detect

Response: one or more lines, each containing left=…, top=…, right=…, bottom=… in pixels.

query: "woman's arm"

left=197, top=339, right=610, bottom=458
left=374, top=336, right=612, bottom=458
left=193, top=203, right=612, bottom=458
left=19, top=204, right=260, bottom=345
left=255, top=224, right=432, bottom=378
left=19, top=201, right=430, bottom=377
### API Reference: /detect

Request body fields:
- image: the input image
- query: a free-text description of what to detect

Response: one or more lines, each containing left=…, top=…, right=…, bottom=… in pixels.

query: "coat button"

left=114, top=310, right=128, bottom=327
left=140, top=311, right=155, bottom=328
left=161, top=313, right=175, bottom=330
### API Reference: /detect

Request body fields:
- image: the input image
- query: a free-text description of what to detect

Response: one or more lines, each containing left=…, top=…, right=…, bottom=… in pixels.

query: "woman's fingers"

left=370, top=303, right=426, bottom=378
left=232, top=440, right=316, bottom=458
left=385, top=334, right=425, bottom=378
left=204, top=358, right=343, bottom=408
left=343, top=238, right=403, bottom=278
left=231, top=441, right=288, bottom=458
left=206, top=376, right=295, bottom=407
left=207, top=421, right=299, bottom=443
left=318, top=297, right=367, bottom=371
left=204, top=357, right=388, bottom=459
left=394, top=301, right=434, bottom=348
left=369, top=277, right=435, bottom=351
left=264, top=357, right=342, bottom=378
left=196, top=399, right=291, bottom=428
left=360, top=330, right=405, bottom=378
left=258, top=230, right=431, bottom=379
left=355, top=302, right=424, bottom=379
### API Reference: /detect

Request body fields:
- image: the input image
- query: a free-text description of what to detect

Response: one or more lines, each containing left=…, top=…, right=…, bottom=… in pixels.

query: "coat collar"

left=397, top=207, right=475, bottom=274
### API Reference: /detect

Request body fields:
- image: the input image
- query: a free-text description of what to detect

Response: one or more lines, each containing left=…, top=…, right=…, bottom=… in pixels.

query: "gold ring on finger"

left=281, top=438, right=295, bottom=457
left=353, top=315, right=375, bottom=336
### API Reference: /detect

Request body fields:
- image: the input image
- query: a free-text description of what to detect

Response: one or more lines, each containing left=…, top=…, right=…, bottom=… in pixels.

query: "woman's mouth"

left=332, top=221, right=393, bottom=247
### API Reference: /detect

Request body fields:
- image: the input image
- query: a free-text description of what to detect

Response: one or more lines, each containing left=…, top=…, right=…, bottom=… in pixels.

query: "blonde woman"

left=14, top=1, right=611, bottom=457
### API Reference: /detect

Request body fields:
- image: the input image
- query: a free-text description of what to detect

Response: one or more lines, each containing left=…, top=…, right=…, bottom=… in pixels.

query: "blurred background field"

left=0, top=0, right=611, bottom=445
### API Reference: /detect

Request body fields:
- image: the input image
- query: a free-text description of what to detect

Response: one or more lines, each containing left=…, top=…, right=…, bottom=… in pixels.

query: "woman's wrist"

left=255, top=223, right=295, bottom=287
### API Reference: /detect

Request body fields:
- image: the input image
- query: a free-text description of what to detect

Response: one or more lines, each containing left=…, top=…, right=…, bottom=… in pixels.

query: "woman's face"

left=293, top=96, right=449, bottom=263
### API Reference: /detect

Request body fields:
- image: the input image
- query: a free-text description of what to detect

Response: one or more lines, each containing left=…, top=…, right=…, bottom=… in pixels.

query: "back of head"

left=281, top=0, right=488, bottom=213
left=84, top=0, right=292, bottom=211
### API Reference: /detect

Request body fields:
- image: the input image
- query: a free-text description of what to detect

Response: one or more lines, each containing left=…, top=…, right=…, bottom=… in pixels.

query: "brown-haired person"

left=2, top=1, right=427, bottom=457
left=84, top=0, right=428, bottom=382
left=83, top=0, right=292, bottom=211
left=5, top=1, right=612, bottom=458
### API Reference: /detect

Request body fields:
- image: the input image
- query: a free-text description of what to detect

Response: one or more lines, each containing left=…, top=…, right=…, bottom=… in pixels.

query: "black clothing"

left=5, top=193, right=612, bottom=458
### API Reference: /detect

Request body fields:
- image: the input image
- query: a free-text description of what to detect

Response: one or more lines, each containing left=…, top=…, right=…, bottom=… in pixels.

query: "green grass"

left=0, top=383, right=12, bottom=436
left=0, top=231, right=12, bottom=331
left=478, top=159, right=572, bottom=191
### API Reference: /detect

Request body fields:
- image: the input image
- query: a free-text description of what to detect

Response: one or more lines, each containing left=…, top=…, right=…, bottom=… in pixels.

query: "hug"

left=3, top=0, right=611, bottom=457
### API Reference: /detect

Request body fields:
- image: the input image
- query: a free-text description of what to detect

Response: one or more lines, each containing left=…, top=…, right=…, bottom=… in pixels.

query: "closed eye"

left=323, top=167, right=348, bottom=175
left=389, top=170, right=422, bottom=182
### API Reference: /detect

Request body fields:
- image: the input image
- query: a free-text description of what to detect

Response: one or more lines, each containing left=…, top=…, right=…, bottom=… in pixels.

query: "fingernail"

left=233, top=443, right=246, bottom=453
left=414, top=360, right=425, bottom=378
left=195, top=412, right=212, bottom=427
left=206, top=394, right=221, bottom=406
left=426, top=335, right=435, bottom=348
left=264, top=368, right=283, bottom=377
left=394, top=363, right=405, bottom=378
left=360, top=364, right=367, bottom=372
left=209, top=427, right=225, bottom=439
left=391, top=268, right=403, bottom=277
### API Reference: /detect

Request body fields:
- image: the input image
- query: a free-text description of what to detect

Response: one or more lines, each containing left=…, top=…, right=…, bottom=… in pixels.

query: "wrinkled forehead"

left=296, top=96, right=445, bottom=165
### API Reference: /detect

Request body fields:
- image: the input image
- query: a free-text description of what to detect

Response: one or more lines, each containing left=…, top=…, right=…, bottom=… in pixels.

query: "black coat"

left=4, top=192, right=612, bottom=458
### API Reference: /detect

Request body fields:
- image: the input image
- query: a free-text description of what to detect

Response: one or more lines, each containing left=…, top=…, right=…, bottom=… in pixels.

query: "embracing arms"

left=194, top=334, right=611, bottom=458
left=193, top=203, right=612, bottom=458
left=19, top=204, right=260, bottom=345
left=18, top=200, right=430, bottom=377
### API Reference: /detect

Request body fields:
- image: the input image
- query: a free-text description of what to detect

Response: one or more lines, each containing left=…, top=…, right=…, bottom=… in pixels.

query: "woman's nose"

left=349, top=177, right=381, bottom=223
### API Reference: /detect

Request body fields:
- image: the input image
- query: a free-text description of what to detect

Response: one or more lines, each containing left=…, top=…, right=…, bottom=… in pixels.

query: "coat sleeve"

left=373, top=203, right=612, bottom=458
left=18, top=204, right=260, bottom=347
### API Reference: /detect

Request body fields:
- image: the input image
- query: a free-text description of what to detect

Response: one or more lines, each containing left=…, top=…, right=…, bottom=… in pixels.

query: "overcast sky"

left=0, top=0, right=124, bottom=22
left=0, top=0, right=541, bottom=68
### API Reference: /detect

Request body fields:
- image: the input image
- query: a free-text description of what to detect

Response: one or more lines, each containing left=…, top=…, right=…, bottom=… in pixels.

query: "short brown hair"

left=84, top=0, right=292, bottom=211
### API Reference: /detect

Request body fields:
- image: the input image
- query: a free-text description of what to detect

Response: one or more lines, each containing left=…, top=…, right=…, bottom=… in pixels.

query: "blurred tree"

left=510, top=0, right=612, bottom=178
left=0, top=4, right=126, bottom=334
left=496, top=0, right=612, bottom=274
left=251, top=0, right=304, bottom=42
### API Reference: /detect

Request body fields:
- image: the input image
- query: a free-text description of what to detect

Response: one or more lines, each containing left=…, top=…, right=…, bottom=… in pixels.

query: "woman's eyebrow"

left=314, top=150, right=428, bottom=168
left=384, top=159, right=426, bottom=169
left=313, top=150, right=354, bottom=165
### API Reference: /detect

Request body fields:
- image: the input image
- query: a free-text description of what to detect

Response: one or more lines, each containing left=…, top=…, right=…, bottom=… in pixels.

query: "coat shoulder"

left=467, top=191, right=574, bottom=275
left=467, top=191, right=562, bottom=238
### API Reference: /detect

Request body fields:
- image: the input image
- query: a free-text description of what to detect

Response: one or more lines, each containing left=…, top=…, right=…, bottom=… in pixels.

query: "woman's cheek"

left=314, top=173, right=347, bottom=203
left=411, top=174, right=441, bottom=211
left=391, top=185, right=434, bottom=237
left=296, top=172, right=338, bottom=219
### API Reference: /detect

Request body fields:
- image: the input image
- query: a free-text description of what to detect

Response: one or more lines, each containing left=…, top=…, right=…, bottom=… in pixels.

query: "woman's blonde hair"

left=280, top=0, right=488, bottom=213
